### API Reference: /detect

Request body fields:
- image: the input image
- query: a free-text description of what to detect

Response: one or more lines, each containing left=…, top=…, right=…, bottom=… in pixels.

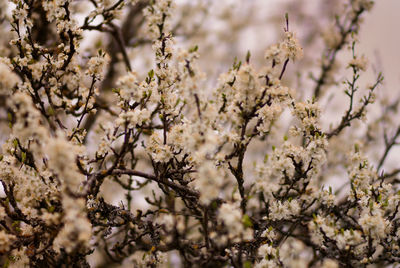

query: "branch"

left=112, top=169, right=199, bottom=198
left=313, top=7, right=366, bottom=98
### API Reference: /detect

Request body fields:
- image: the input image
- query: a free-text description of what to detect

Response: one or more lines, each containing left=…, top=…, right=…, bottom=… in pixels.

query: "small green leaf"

left=242, top=214, right=253, bottom=228
left=354, top=143, right=359, bottom=153
left=246, top=50, right=251, bottom=64
left=264, top=154, right=269, bottom=163
left=148, top=69, right=154, bottom=79
left=11, top=221, right=20, bottom=228
left=189, top=45, right=198, bottom=53
left=383, top=199, right=389, bottom=207
left=48, top=107, right=54, bottom=116
left=244, top=261, right=252, bottom=268
left=95, top=40, right=102, bottom=48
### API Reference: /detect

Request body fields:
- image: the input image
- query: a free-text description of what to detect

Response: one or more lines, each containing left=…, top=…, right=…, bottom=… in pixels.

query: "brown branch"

left=112, top=169, right=199, bottom=198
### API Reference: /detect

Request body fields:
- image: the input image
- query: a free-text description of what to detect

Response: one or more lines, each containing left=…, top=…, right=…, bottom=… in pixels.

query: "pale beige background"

left=360, top=0, right=400, bottom=95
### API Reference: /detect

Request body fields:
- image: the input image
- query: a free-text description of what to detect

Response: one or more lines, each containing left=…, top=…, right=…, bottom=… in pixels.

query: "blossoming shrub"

left=0, top=0, right=399, bottom=267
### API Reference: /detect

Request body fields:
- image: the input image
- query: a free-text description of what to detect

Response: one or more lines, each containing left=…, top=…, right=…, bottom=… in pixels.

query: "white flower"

left=116, top=109, right=151, bottom=128
left=265, top=44, right=284, bottom=65
left=47, top=135, right=84, bottom=190
left=322, top=26, right=342, bottom=49
left=282, top=31, right=303, bottom=61
left=269, top=200, right=300, bottom=220
left=0, top=61, right=20, bottom=94
left=217, top=202, right=253, bottom=242
left=359, top=207, right=391, bottom=240
left=336, top=229, right=363, bottom=250
left=0, top=231, right=16, bottom=252
left=53, top=196, right=92, bottom=253
left=348, top=55, right=368, bottom=71
left=192, top=161, right=225, bottom=205
left=321, top=259, right=339, bottom=268
left=146, top=132, right=173, bottom=163
left=86, top=52, right=110, bottom=79
left=255, top=258, right=278, bottom=268
left=258, top=244, right=276, bottom=258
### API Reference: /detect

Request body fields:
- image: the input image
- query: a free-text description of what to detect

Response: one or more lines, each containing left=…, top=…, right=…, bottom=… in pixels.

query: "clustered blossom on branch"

left=0, top=0, right=399, bottom=267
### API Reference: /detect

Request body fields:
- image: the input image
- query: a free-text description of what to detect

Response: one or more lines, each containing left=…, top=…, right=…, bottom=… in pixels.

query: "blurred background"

left=360, top=0, right=400, bottom=97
